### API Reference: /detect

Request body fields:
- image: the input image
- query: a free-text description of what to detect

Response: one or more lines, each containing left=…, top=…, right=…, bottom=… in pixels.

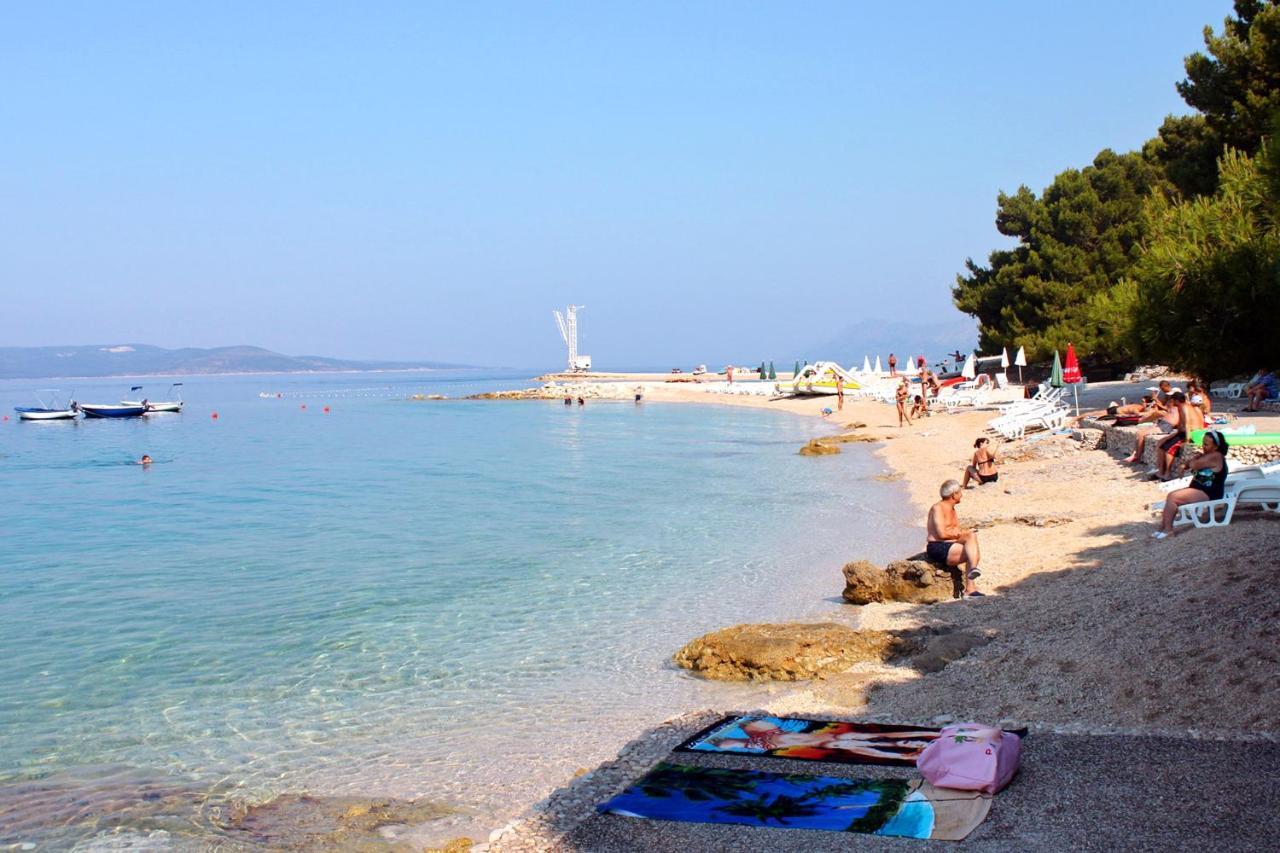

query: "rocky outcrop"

left=673, top=623, right=908, bottom=681
left=799, top=439, right=841, bottom=456
left=841, top=558, right=961, bottom=605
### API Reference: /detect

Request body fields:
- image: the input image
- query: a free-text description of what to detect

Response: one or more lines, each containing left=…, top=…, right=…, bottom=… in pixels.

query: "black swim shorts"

left=978, top=472, right=999, bottom=484
left=925, top=540, right=954, bottom=565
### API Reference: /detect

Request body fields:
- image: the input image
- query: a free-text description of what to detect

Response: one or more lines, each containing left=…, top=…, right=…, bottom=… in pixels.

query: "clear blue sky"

left=0, top=1, right=1222, bottom=368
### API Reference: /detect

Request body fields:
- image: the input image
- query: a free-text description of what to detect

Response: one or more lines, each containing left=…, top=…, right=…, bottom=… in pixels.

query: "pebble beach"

left=480, top=373, right=1280, bottom=852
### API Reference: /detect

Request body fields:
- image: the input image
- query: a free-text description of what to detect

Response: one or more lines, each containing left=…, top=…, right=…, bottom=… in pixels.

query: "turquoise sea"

left=0, top=371, right=910, bottom=847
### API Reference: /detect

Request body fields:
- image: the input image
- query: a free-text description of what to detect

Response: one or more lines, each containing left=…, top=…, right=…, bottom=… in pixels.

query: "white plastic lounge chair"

left=1172, top=477, right=1280, bottom=528
left=1210, top=382, right=1244, bottom=399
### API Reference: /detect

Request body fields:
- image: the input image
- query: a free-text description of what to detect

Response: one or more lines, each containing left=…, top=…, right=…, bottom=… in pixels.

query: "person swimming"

left=139, top=455, right=153, bottom=465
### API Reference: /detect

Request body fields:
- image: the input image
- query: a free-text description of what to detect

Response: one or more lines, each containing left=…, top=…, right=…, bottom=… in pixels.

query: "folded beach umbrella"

left=1063, top=343, right=1082, bottom=415
left=1049, top=350, right=1064, bottom=388
left=862, top=355, right=872, bottom=374
left=1063, top=343, right=1081, bottom=384
left=1001, top=347, right=1010, bottom=369
left=874, top=355, right=883, bottom=374
left=768, top=361, right=776, bottom=380
left=961, top=353, right=977, bottom=380
left=1014, top=346, right=1026, bottom=384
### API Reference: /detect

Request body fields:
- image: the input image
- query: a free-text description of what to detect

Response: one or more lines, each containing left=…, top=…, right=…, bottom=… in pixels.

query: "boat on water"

left=78, top=403, right=148, bottom=418
left=121, top=383, right=184, bottom=413
left=14, top=390, right=78, bottom=420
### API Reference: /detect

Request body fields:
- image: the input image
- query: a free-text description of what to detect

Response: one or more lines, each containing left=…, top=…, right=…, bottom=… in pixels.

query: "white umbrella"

left=861, top=355, right=872, bottom=374
left=1014, top=345, right=1026, bottom=384
left=961, top=353, right=976, bottom=380
left=1000, top=347, right=1010, bottom=368
left=873, top=355, right=883, bottom=374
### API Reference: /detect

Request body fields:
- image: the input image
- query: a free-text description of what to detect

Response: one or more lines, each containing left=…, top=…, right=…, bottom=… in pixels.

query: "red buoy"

left=323, top=406, right=330, bottom=413
left=300, top=404, right=307, bottom=410
left=211, top=412, right=219, bottom=419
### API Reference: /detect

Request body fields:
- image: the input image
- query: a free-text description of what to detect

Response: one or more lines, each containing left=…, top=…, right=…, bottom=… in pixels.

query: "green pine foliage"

left=1130, top=143, right=1280, bottom=378
left=952, top=151, right=1165, bottom=364
left=954, top=1, right=1280, bottom=377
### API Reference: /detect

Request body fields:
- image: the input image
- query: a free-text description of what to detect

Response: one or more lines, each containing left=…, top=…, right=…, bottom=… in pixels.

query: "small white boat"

left=14, top=390, right=78, bottom=420
left=121, top=383, right=185, bottom=413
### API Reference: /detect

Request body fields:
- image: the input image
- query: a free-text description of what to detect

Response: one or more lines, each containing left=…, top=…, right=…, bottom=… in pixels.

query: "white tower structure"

left=553, top=305, right=592, bottom=372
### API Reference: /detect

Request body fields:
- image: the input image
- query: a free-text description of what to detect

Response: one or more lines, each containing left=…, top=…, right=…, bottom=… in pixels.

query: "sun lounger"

left=1171, top=478, right=1280, bottom=528
left=1210, top=382, right=1244, bottom=399
left=1158, top=461, right=1280, bottom=494
left=987, top=403, right=1068, bottom=440
left=943, top=386, right=992, bottom=410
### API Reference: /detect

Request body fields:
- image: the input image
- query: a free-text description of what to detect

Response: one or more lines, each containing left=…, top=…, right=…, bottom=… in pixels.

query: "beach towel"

left=597, top=762, right=991, bottom=840
left=678, top=715, right=1027, bottom=767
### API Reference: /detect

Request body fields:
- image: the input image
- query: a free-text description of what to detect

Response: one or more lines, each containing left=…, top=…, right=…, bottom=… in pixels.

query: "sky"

left=0, top=1, right=1224, bottom=368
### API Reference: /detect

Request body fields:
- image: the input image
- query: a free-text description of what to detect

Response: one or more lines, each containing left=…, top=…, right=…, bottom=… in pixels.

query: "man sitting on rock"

left=927, top=479, right=983, bottom=598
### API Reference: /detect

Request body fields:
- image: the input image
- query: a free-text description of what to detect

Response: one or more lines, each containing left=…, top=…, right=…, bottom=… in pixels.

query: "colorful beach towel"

left=678, top=715, right=1027, bottom=767
left=598, top=762, right=991, bottom=840
left=677, top=715, right=942, bottom=767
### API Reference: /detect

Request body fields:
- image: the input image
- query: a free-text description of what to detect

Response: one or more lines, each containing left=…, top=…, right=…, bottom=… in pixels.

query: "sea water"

left=0, top=371, right=912, bottom=847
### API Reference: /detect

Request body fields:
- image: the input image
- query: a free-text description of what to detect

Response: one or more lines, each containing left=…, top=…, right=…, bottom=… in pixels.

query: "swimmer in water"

left=140, top=455, right=153, bottom=465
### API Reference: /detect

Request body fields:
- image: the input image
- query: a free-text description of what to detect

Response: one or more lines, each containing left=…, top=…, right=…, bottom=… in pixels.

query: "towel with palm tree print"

left=597, top=762, right=991, bottom=840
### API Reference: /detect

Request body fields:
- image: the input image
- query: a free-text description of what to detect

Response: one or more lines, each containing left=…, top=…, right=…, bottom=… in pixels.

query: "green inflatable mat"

left=1190, top=429, right=1280, bottom=446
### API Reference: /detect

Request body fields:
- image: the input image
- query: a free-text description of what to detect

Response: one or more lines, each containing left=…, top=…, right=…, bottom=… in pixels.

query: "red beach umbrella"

left=1063, top=343, right=1082, bottom=415
left=1063, top=343, right=1082, bottom=384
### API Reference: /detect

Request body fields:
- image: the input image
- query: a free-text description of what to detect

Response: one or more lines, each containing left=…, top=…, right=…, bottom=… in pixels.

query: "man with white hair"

left=926, top=479, right=984, bottom=598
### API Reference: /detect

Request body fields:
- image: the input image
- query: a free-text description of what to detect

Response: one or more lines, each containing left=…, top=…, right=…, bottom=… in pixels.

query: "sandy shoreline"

left=473, top=376, right=1279, bottom=851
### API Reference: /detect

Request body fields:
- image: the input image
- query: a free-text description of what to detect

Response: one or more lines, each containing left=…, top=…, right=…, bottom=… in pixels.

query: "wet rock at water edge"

left=674, top=623, right=910, bottom=681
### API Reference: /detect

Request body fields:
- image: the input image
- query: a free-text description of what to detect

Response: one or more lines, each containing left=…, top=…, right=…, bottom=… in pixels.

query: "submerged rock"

left=217, top=794, right=456, bottom=850
left=674, top=622, right=907, bottom=681
left=841, top=558, right=961, bottom=605
left=799, top=439, right=841, bottom=456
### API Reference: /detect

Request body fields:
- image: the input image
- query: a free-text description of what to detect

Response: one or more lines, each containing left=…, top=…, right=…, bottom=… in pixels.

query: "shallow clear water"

left=0, top=371, right=910, bottom=846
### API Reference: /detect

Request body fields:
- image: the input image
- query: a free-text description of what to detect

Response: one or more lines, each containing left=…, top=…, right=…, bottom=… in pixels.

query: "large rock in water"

left=842, top=558, right=960, bottom=605
left=673, top=622, right=905, bottom=681
left=799, top=439, right=841, bottom=456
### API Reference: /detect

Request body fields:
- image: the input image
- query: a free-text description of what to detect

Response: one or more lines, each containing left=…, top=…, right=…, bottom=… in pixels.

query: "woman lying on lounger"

left=1153, top=430, right=1229, bottom=539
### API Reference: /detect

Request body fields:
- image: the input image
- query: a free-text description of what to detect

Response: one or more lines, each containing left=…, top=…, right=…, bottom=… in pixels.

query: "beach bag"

left=916, top=723, right=1021, bottom=794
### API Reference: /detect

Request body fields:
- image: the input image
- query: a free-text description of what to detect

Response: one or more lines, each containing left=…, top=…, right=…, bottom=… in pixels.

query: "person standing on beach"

left=895, top=378, right=912, bottom=427
left=888, top=353, right=897, bottom=377
left=927, top=480, right=983, bottom=597
left=727, top=365, right=735, bottom=385
left=836, top=375, right=845, bottom=411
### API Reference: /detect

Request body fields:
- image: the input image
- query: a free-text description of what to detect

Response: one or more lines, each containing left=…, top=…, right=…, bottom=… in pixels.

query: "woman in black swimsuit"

left=1154, top=430, right=1229, bottom=539
left=961, top=437, right=999, bottom=488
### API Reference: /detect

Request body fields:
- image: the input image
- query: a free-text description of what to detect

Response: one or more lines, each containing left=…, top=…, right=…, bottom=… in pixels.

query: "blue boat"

left=78, top=403, right=148, bottom=418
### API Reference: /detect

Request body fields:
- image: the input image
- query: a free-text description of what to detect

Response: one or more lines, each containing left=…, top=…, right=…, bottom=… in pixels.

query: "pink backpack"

left=916, top=723, right=1021, bottom=794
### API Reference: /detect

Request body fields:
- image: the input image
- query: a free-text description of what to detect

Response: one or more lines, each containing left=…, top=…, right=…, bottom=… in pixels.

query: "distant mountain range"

left=808, top=317, right=979, bottom=365
left=0, top=344, right=476, bottom=380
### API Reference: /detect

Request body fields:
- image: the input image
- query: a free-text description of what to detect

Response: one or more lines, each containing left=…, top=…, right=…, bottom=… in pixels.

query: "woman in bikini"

left=895, top=377, right=912, bottom=426
left=1153, top=431, right=1229, bottom=539
left=961, top=437, right=999, bottom=488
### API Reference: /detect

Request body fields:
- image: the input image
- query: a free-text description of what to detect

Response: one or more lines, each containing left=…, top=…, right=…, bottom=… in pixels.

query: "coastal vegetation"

left=954, top=0, right=1280, bottom=376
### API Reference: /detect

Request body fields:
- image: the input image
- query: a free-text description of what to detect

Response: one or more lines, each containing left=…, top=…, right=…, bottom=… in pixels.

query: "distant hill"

left=808, top=317, right=979, bottom=366
left=0, top=344, right=476, bottom=380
